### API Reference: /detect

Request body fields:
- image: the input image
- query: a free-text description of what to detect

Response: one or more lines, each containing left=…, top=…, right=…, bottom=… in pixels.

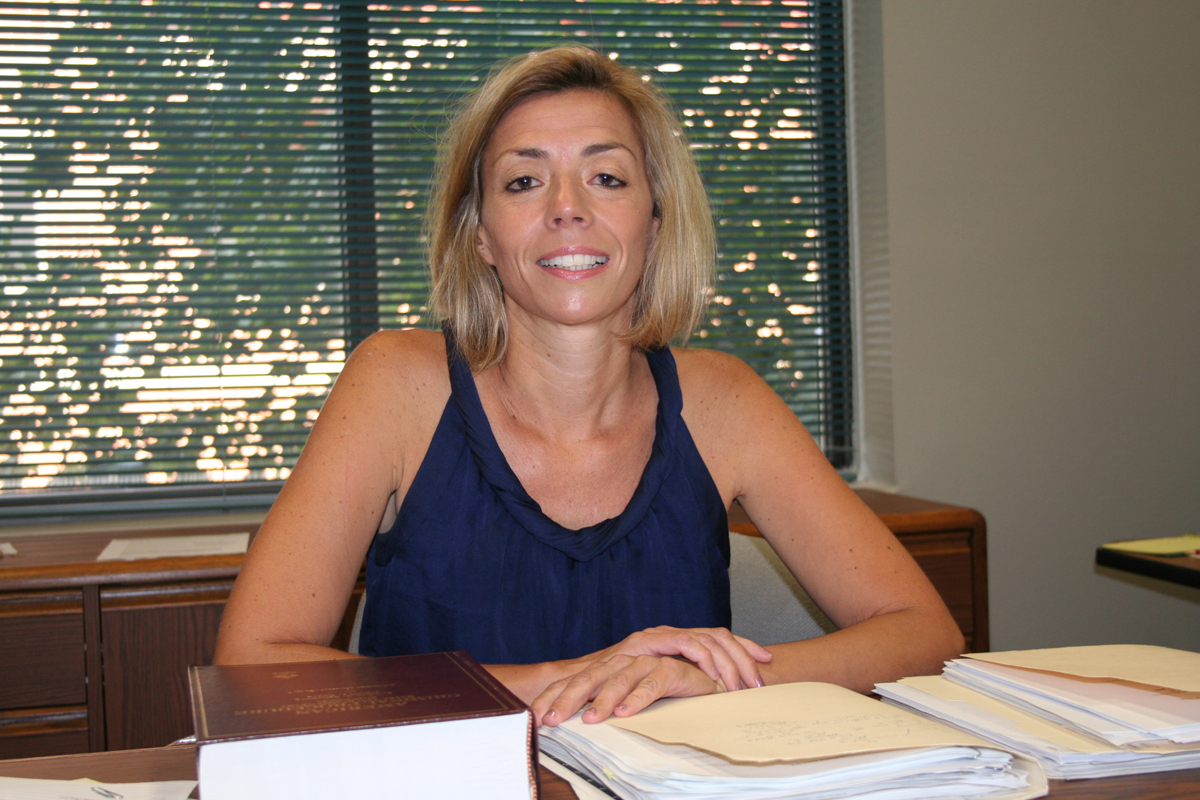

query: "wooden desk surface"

left=1095, top=545, right=1200, bottom=590
left=1, top=745, right=1198, bottom=799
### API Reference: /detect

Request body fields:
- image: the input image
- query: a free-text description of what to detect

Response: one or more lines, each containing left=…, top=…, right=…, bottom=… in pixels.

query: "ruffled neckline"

left=448, top=340, right=678, bottom=562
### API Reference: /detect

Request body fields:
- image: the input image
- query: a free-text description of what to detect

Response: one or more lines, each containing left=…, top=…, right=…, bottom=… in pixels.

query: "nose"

left=546, top=178, right=590, bottom=228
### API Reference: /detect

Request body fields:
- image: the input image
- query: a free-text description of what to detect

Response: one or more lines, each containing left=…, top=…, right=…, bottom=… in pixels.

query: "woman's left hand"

left=533, top=652, right=724, bottom=727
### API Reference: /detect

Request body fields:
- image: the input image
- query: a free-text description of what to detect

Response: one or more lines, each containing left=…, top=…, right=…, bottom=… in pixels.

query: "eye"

left=504, top=175, right=540, bottom=192
left=593, top=173, right=627, bottom=188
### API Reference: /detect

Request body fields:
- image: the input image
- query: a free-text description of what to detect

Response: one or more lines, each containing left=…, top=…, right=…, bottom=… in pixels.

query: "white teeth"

left=537, top=254, right=610, bottom=271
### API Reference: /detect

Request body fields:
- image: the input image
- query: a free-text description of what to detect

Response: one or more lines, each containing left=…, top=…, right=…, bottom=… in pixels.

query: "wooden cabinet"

left=0, top=523, right=254, bottom=758
left=0, top=490, right=986, bottom=760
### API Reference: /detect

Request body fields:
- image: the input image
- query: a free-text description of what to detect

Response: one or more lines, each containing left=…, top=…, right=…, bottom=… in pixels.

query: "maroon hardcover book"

left=188, top=651, right=537, bottom=800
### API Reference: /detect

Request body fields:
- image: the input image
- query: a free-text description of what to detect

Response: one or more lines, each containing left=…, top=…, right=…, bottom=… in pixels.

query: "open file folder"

left=539, top=682, right=1046, bottom=800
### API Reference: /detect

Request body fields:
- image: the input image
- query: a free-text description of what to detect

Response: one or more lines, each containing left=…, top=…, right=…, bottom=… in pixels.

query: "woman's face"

left=476, top=89, right=658, bottom=335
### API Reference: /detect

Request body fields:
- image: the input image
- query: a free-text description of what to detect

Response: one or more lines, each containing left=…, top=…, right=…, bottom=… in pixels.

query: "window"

left=0, top=1, right=851, bottom=519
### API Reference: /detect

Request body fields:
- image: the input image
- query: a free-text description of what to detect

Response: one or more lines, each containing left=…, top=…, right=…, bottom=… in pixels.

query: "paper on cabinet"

left=97, top=532, right=249, bottom=561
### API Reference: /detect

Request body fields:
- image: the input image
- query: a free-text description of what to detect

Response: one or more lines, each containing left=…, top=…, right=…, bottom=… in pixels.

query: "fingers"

left=534, top=655, right=718, bottom=727
left=596, top=657, right=714, bottom=721
left=645, top=626, right=771, bottom=692
left=533, top=654, right=636, bottom=728
left=532, top=628, right=774, bottom=728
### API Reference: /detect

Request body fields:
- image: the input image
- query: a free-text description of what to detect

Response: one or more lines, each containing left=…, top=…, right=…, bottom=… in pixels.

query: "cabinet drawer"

left=0, top=592, right=85, bottom=710
left=100, top=580, right=233, bottom=750
left=0, top=706, right=89, bottom=760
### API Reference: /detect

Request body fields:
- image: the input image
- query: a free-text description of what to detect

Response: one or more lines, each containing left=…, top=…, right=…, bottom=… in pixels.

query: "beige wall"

left=876, top=1, right=1200, bottom=650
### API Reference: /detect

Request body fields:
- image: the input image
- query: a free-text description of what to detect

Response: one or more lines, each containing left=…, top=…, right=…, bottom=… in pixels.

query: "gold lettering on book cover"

left=234, top=684, right=463, bottom=716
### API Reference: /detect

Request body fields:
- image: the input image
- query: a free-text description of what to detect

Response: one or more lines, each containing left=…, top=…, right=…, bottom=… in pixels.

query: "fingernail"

left=756, top=677, right=765, bottom=688
left=544, top=710, right=557, bottom=723
left=616, top=704, right=629, bottom=713
left=583, top=707, right=597, bottom=719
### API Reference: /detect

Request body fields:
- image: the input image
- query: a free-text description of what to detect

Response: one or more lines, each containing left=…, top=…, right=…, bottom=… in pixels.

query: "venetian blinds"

left=0, top=1, right=851, bottom=517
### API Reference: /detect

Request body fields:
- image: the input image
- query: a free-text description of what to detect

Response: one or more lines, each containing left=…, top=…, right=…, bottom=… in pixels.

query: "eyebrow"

left=498, top=142, right=637, bottom=161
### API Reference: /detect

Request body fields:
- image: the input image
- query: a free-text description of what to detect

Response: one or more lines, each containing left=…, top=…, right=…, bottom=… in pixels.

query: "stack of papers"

left=876, top=645, right=1200, bottom=779
left=540, top=682, right=1046, bottom=799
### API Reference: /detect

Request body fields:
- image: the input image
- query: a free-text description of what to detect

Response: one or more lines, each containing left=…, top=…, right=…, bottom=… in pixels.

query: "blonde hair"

left=426, top=46, right=716, bottom=369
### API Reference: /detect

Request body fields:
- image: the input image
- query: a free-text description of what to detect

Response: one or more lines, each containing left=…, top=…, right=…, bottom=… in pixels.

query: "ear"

left=476, top=224, right=495, bottom=265
left=646, top=212, right=661, bottom=250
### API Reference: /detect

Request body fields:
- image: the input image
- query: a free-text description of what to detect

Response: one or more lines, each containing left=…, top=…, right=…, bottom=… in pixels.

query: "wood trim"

left=99, top=580, right=235, bottom=610
left=0, top=705, right=88, bottom=737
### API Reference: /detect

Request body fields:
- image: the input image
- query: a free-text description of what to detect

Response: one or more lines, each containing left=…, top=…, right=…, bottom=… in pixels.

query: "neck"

left=481, top=314, right=651, bottom=437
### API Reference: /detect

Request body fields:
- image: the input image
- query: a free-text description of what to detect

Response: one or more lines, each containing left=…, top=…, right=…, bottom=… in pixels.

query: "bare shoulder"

left=671, top=347, right=807, bottom=504
left=306, top=328, right=450, bottom=475
left=329, top=329, right=449, bottom=414
left=670, top=346, right=782, bottom=427
left=340, top=328, right=447, bottom=386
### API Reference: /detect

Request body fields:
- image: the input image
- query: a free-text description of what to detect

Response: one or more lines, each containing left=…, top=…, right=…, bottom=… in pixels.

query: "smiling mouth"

left=537, top=254, right=610, bottom=271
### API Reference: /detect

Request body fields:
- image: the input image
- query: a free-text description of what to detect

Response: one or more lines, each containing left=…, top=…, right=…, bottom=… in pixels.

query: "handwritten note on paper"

left=608, top=682, right=990, bottom=764
left=966, top=645, right=1200, bottom=694
left=0, top=776, right=196, bottom=800
left=97, top=532, right=250, bottom=561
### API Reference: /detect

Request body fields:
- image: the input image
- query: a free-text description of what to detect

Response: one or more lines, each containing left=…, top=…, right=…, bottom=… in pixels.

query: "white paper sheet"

left=97, top=532, right=249, bottom=561
left=0, top=776, right=196, bottom=800
left=0, top=542, right=18, bottom=556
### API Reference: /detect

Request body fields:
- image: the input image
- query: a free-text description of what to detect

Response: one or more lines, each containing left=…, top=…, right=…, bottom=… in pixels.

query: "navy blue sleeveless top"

left=358, top=338, right=731, bottom=665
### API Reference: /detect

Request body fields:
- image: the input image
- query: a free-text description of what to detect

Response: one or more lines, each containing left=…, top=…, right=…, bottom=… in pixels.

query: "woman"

left=214, top=47, right=963, bottom=727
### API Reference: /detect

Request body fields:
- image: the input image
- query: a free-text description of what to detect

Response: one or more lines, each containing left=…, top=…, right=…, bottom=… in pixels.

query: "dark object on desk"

left=1095, top=544, right=1200, bottom=590
left=189, top=651, right=537, bottom=800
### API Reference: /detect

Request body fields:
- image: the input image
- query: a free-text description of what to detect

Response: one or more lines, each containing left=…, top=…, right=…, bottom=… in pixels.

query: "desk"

left=1, top=745, right=1198, bottom=799
left=1095, top=545, right=1200, bottom=590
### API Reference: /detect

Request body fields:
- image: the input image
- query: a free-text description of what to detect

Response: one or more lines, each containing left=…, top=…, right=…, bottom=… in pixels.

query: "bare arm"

left=214, top=329, right=448, bottom=665
left=678, top=349, right=964, bottom=693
